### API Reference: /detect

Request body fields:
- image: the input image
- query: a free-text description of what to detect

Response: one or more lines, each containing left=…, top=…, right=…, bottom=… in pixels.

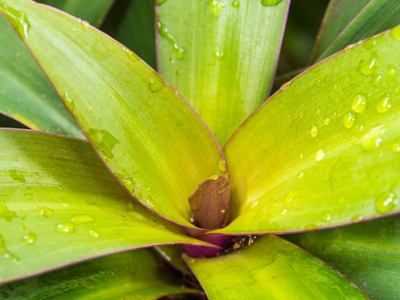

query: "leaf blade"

left=0, top=129, right=214, bottom=284
left=1, top=249, right=198, bottom=299
left=157, top=0, right=290, bottom=144
left=184, top=235, right=367, bottom=299
left=217, top=27, right=400, bottom=235
left=1, top=0, right=227, bottom=229
left=0, top=14, right=83, bottom=138
left=286, top=214, right=400, bottom=300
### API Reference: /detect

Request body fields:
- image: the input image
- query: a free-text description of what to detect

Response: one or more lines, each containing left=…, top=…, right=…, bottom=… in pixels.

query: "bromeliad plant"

left=0, top=0, right=400, bottom=298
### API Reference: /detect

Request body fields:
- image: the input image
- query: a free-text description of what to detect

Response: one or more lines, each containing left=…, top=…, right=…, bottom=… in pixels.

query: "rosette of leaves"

left=0, top=0, right=400, bottom=299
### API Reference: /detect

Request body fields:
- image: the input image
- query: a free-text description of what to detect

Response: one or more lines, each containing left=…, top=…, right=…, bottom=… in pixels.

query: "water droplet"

left=148, top=73, right=166, bottom=93
left=321, top=213, right=331, bottom=222
left=358, top=58, right=377, bottom=76
left=375, top=192, right=397, bottom=213
left=284, top=190, right=297, bottom=206
left=56, top=222, right=75, bottom=234
left=343, top=112, right=355, bottom=129
left=39, top=207, right=55, bottom=218
left=0, top=234, right=20, bottom=264
left=352, top=215, right=364, bottom=222
left=81, top=20, right=90, bottom=27
left=70, top=214, right=94, bottom=224
left=8, top=170, right=25, bottom=183
left=372, top=74, right=382, bottom=86
left=298, top=171, right=304, bottom=179
left=122, top=46, right=139, bottom=61
left=376, top=95, right=391, bottom=113
left=315, top=149, right=325, bottom=161
left=280, top=208, right=287, bottom=215
left=388, top=65, right=397, bottom=77
left=24, top=193, right=33, bottom=201
left=157, top=20, right=185, bottom=59
left=392, top=143, right=400, bottom=152
left=209, top=0, right=224, bottom=16
left=351, top=94, right=367, bottom=113
left=64, top=92, right=75, bottom=110
left=87, top=129, right=120, bottom=160
left=218, top=159, right=227, bottom=173
left=89, top=230, right=100, bottom=238
left=232, top=1, right=240, bottom=8
left=22, top=232, right=36, bottom=245
left=309, top=125, right=318, bottom=137
left=323, top=118, right=331, bottom=126
left=250, top=200, right=259, bottom=209
left=261, top=0, right=283, bottom=6
left=358, top=125, right=386, bottom=150
left=299, top=153, right=304, bottom=159
left=389, top=25, right=400, bottom=40
left=364, top=38, right=378, bottom=50
left=215, top=51, right=224, bottom=59
left=0, top=4, right=30, bottom=38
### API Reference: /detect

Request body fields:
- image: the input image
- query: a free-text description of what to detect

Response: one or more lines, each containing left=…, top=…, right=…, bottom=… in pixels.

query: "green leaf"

left=1, top=248, right=198, bottom=299
left=101, top=0, right=156, bottom=69
left=184, top=235, right=367, bottom=299
left=37, top=0, right=115, bottom=27
left=215, top=27, right=400, bottom=235
left=157, top=0, right=290, bottom=145
left=0, top=0, right=227, bottom=229
left=0, top=129, right=214, bottom=284
left=316, top=0, right=400, bottom=61
left=310, top=0, right=370, bottom=62
left=0, top=15, right=83, bottom=138
left=286, top=214, right=400, bottom=299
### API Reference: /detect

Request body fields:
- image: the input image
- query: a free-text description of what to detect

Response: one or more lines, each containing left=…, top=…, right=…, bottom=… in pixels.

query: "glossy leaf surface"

left=286, top=214, right=400, bottom=300
left=1, top=249, right=198, bottom=299
left=185, top=235, right=367, bottom=299
left=0, top=0, right=227, bottom=229
left=0, top=15, right=83, bottom=138
left=37, top=0, right=114, bottom=27
left=101, top=0, right=156, bottom=69
left=310, top=0, right=370, bottom=61
left=317, top=0, right=400, bottom=61
left=0, top=129, right=214, bottom=284
left=216, top=27, right=400, bottom=235
left=157, top=0, right=290, bottom=144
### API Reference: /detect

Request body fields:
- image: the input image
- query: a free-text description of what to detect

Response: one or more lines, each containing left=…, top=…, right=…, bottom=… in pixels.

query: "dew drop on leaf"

left=56, top=222, right=75, bottom=234
left=261, top=0, right=283, bottom=6
left=376, top=95, right=392, bottom=113
left=309, top=125, right=318, bottom=137
left=351, top=94, right=368, bottom=113
left=89, top=230, right=100, bottom=238
left=315, top=149, right=325, bottom=161
left=0, top=4, right=29, bottom=38
left=22, top=232, right=36, bottom=245
left=39, top=207, right=55, bottom=218
left=343, top=112, right=355, bottom=129
left=392, top=143, right=400, bottom=152
left=209, top=0, right=224, bottom=16
left=148, top=73, right=166, bottom=93
left=388, top=64, right=397, bottom=77
left=232, top=1, right=240, bottom=8
left=0, top=234, right=20, bottom=264
left=358, top=58, right=377, bottom=76
left=81, top=20, right=90, bottom=27
left=375, top=192, right=397, bottom=214
left=321, top=212, right=331, bottom=222
left=70, top=214, right=94, bottom=224
left=63, top=92, right=75, bottom=110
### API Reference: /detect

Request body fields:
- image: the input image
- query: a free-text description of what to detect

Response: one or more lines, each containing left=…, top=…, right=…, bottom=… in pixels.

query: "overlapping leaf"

left=316, top=0, right=400, bottom=61
left=185, top=235, right=367, bottom=299
left=0, top=15, right=83, bottom=137
left=157, top=0, right=290, bottom=144
left=215, top=27, right=400, bottom=235
left=1, top=249, right=199, bottom=299
left=0, top=0, right=227, bottom=229
left=286, top=214, right=400, bottom=299
left=0, top=130, right=214, bottom=284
